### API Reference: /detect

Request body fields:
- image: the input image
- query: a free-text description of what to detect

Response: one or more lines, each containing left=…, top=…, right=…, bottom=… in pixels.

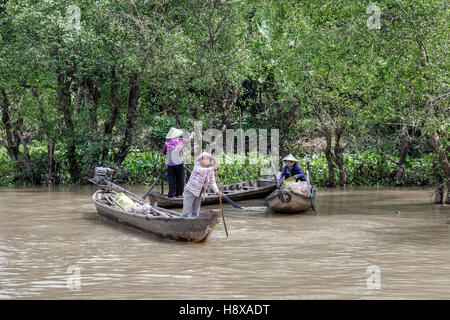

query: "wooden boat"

left=266, top=160, right=317, bottom=213
left=92, top=189, right=220, bottom=242
left=149, top=178, right=276, bottom=208
left=265, top=187, right=315, bottom=213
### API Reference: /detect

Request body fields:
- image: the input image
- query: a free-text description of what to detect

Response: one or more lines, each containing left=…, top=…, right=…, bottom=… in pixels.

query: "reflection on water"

left=0, top=185, right=449, bottom=299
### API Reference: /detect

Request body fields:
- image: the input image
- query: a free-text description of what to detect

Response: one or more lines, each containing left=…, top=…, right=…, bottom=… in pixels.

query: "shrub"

left=0, top=146, right=16, bottom=185
left=0, top=143, right=439, bottom=187
left=122, top=149, right=166, bottom=184
left=215, top=152, right=273, bottom=184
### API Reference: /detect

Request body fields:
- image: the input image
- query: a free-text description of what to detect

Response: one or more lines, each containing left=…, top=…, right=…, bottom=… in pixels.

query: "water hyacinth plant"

left=122, top=150, right=166, bottom=184
left=214, top=152, right=274, bottom=184
left=0, top=144, right=437, bottom=187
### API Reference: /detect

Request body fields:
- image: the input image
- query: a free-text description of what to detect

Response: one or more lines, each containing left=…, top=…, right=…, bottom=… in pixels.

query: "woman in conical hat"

left=194, top=151, right=217, bottom=163
left=163, top=127, right=194, bottom=198
left=279, top=154, right=305, bottom=182
left=181, top=151, right=222, bottom=217
left=165, top=127, right=184, bottom=140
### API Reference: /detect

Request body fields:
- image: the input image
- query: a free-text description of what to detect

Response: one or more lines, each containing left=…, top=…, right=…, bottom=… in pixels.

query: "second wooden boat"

left=265, top=188, right=315, bottom=213
left=149, top=178, right=276, bottom=208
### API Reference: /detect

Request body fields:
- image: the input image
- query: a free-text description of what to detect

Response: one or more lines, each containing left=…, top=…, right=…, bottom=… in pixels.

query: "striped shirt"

left=184, top=164, right=219, bottom=197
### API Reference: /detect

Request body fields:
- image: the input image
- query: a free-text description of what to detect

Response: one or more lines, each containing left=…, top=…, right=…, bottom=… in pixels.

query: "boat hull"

left=92, top=190, right=219, bottom=242
left=266, top=190, right=312, bottom=213
left=149, top=178, right=276, bottom=208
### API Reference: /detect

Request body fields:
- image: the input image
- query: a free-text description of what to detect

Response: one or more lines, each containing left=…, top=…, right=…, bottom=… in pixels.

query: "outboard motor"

left=93, top=167, right=115, bottom=184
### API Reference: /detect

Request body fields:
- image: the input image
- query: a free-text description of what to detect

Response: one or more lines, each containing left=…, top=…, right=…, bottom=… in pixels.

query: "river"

left=0, top=185, right=449, bottom=299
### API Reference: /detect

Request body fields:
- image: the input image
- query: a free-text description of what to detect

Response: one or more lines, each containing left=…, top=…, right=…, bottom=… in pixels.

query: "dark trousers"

left=167, top=164, right=185, bottom=198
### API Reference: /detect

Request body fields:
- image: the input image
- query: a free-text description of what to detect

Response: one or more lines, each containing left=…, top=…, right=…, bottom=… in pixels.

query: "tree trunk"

left=56, top=73, right=81, bottom=183
left=73, top=76, right=99, bottom=136
left=433, top=165, right=444, bottom=204
left=114, top=73, right=139, bottom=165
left=190, top=101, right=200, bottom=121
left=101, top=68, right=122, bottom=161
left=334, top=126, right=347, bottom=187
left=32, top=87, right=58, bottom=185
left=430, top=131, right=450, bottom=204
left=14, top=116, right=31, bottom=163
left=73, top=87, right=81, bottom=116
left=84, top=79, right=99, bottom=136
left=0, top=88, right=29, bottom=173
left=46, top=140, right=57, bottom=185
left=395, top=127, right=410, bottom=185
left=434, top=187, right=444, bottom=204
left=174, top=109, right=182, bottom=128
left=323, top=124, right=336, bottom=187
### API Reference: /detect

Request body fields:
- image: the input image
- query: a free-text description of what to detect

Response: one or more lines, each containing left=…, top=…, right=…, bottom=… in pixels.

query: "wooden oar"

left=151, top=206, right=176, bottom=218
left=105, top=181, right=146, bottom=203
left=306, top=159, right=316, bottom=213
left=222, top=194, right=245, bottom=210
left=105, top=194, right=126, bottom=211
left=215, top=171, right=229, bottom=238
left=184, top=165, right=192, bottom=175
left=270, top=157, right=281, bottom=190
left=142, top=168, right=167, bottom=200
left=204, top=191, right=244, bottom=209
left=89, top=179, right=145, bottom=204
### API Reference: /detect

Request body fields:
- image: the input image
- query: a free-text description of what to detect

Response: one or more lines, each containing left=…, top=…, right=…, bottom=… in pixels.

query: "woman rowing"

left=279, top=154, right=306, bottom=182
left=181, top=152, right=222, bottom=218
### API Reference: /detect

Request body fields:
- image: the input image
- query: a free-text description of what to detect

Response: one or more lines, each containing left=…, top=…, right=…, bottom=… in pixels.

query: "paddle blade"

left=222, top=195, right=245, bottom=210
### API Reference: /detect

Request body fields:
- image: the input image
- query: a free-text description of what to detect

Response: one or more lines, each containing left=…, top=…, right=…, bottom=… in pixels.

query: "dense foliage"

left=0, top=0, right=448, bottom=191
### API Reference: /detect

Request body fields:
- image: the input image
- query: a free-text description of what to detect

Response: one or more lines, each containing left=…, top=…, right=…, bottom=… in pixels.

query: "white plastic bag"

left=285, top=181, right=309, bottom=196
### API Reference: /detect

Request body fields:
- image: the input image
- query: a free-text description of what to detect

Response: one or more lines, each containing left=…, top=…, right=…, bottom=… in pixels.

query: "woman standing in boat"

left=181, top=152, right=222, bottom=218
left=163, top=128, right=193, bottom=198
left=279, top=154, right=306, bottom=182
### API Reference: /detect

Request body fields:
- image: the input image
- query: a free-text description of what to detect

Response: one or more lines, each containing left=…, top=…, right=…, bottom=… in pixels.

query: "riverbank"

left=0, top=145, right=439, bottom=187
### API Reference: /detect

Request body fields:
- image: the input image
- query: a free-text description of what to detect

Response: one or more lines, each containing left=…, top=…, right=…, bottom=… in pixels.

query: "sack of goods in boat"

left=112, top=192, right=152, bottom=214
left=114, top=192, right=135, bottom=211
left=285, top=181, right=309, bottom=196
left=93, top=167, right=115, bottom=183
left=130, top=202, right=152, bottom=214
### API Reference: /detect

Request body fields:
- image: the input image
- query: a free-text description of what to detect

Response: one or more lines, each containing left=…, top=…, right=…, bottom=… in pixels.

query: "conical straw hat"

left=165, top=127, right=184, bottom=139
left=194, top=152, right=217, bottom=164
left=282, top=154, right=299, bottom=162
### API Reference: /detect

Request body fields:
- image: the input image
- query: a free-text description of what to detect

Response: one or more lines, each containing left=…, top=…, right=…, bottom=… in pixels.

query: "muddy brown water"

left=0, top=185, right=449, bottom=299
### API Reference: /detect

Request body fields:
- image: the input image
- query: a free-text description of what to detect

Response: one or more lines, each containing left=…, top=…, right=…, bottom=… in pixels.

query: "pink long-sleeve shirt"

left=184, top=164, right=219, bottom=197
